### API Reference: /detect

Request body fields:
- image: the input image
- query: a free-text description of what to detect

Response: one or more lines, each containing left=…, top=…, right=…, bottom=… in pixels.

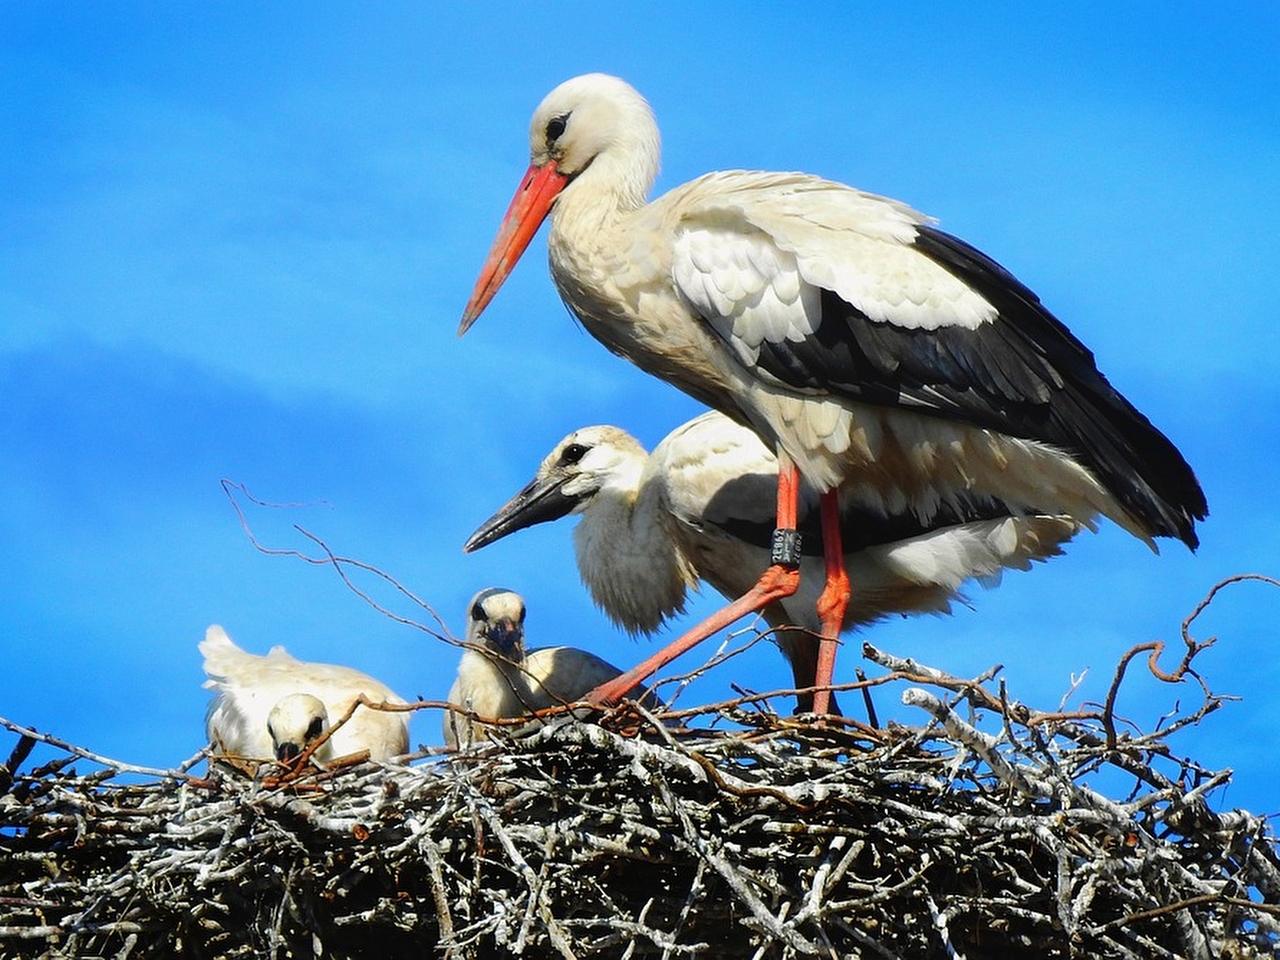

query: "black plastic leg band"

left=771, top=528, right=802, bottom=567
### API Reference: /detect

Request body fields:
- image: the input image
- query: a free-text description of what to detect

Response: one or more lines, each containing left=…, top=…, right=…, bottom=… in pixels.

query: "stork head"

left=525, top=73, right=659, bottom=185
left=267, top=693, right=330, bottom=763
left=463, top=426, right=647, bottom=552
left=459, top=73, right=660, bottom=334
left=466, top=587, right=528, bottom=660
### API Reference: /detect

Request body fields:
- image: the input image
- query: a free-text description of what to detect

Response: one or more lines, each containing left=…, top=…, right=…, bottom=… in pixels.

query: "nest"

left=3, top=606, right=1279, bottom=960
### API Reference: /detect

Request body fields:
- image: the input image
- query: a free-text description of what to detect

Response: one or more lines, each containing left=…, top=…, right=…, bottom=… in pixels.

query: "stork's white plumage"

left=200, top=625, right=410, bottom=764
left=465, top=411, right=1083, bottom=712
left=460, top=74, right=1207, bottom=713
left=444, top=588, right=650, bottom=748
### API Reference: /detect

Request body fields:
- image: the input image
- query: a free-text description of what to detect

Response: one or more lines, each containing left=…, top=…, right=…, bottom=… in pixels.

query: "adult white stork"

left=445, top=587, right=655, bottom=748
left=459, top=73, right=1207, bottom=715
left=201, top=625, right=410, bottom=765
left=465, top=411, right=1083, bottom=713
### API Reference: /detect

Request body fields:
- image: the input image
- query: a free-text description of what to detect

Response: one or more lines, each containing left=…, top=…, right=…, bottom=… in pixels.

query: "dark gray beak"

left=464, top=473, right=581, bottom=553
left=486, top=619, right=525, bottom=658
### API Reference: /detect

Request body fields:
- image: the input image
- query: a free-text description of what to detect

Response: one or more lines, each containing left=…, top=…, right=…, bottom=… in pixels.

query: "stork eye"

left=561, top=443, right=589, bottom=465
left=517, top=606, right=527, bottom=623
left=545, top=113, right=569, bottom=144
left=471, top=601, right=486, bottom=621
left=306, top=716, right=325, bottom=740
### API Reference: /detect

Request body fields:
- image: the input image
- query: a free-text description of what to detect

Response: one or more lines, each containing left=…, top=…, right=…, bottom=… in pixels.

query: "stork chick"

left=201, top=625, right=410, bottom=766
left=444, top=587, right=654, bottom=748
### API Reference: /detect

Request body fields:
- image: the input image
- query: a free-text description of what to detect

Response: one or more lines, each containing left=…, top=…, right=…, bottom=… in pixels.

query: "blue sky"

left=3, top=4, right=1278, bottom=813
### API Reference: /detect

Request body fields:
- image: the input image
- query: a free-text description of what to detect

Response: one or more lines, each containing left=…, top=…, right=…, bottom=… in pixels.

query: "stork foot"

left=584, top=673, right=644, bottom=707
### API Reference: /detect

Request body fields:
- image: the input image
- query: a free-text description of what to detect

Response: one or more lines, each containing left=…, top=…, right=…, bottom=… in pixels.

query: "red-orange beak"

left=458, top=161, right=568, bottom=336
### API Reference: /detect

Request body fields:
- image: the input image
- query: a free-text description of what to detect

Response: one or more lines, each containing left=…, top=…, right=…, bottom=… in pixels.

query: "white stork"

left=201, top=625, right=410, bottom=764
left=465, top=411, right=1083, bottom=713
left=445, top=587, right=655, bottom=748
left=459, top=74, right=1207, bottom=714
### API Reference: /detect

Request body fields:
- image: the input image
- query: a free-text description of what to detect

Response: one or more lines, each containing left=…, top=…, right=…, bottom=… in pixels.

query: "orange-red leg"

left=811, top=489, right=852, bottom=716
left=586, top=458, right=805, bottom=705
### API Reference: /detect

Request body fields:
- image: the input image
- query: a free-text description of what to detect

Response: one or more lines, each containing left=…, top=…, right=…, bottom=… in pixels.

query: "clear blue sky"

left=3, top=3, right=1277, bottom=813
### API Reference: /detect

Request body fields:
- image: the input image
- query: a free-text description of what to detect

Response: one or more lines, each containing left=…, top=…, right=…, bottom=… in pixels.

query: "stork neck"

left=551, top=184, right=627, bottom=251
left=572, top=465, right=696, bottom=634
left=550, top=121, right=660, bottom=244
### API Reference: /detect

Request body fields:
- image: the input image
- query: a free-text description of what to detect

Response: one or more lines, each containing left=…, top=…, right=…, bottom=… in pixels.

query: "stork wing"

left=668, top=173, right=1205, bottom=547
left=653, top=409, right=1053, bottom=556
left=524, top=646, right=664, bottom=710
left=651, top=410, right=793, bottom=534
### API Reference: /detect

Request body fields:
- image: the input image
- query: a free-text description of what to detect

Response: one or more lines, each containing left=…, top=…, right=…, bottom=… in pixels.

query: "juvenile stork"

left=459, top=74, right=1207, bottom=714
left=445, top=587, right=654, bottom=748
left=465, top=411, right=1083, bottom=712
left=201, top=625, right=410, bottom=765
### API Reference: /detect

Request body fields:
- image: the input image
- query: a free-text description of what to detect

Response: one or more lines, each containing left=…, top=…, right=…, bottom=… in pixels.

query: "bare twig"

left=220, top=479, right=454, bottom=642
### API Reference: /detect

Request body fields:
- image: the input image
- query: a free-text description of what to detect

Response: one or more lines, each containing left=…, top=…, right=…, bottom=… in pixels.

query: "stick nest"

left=4, top=628, right=1279, bottom=960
